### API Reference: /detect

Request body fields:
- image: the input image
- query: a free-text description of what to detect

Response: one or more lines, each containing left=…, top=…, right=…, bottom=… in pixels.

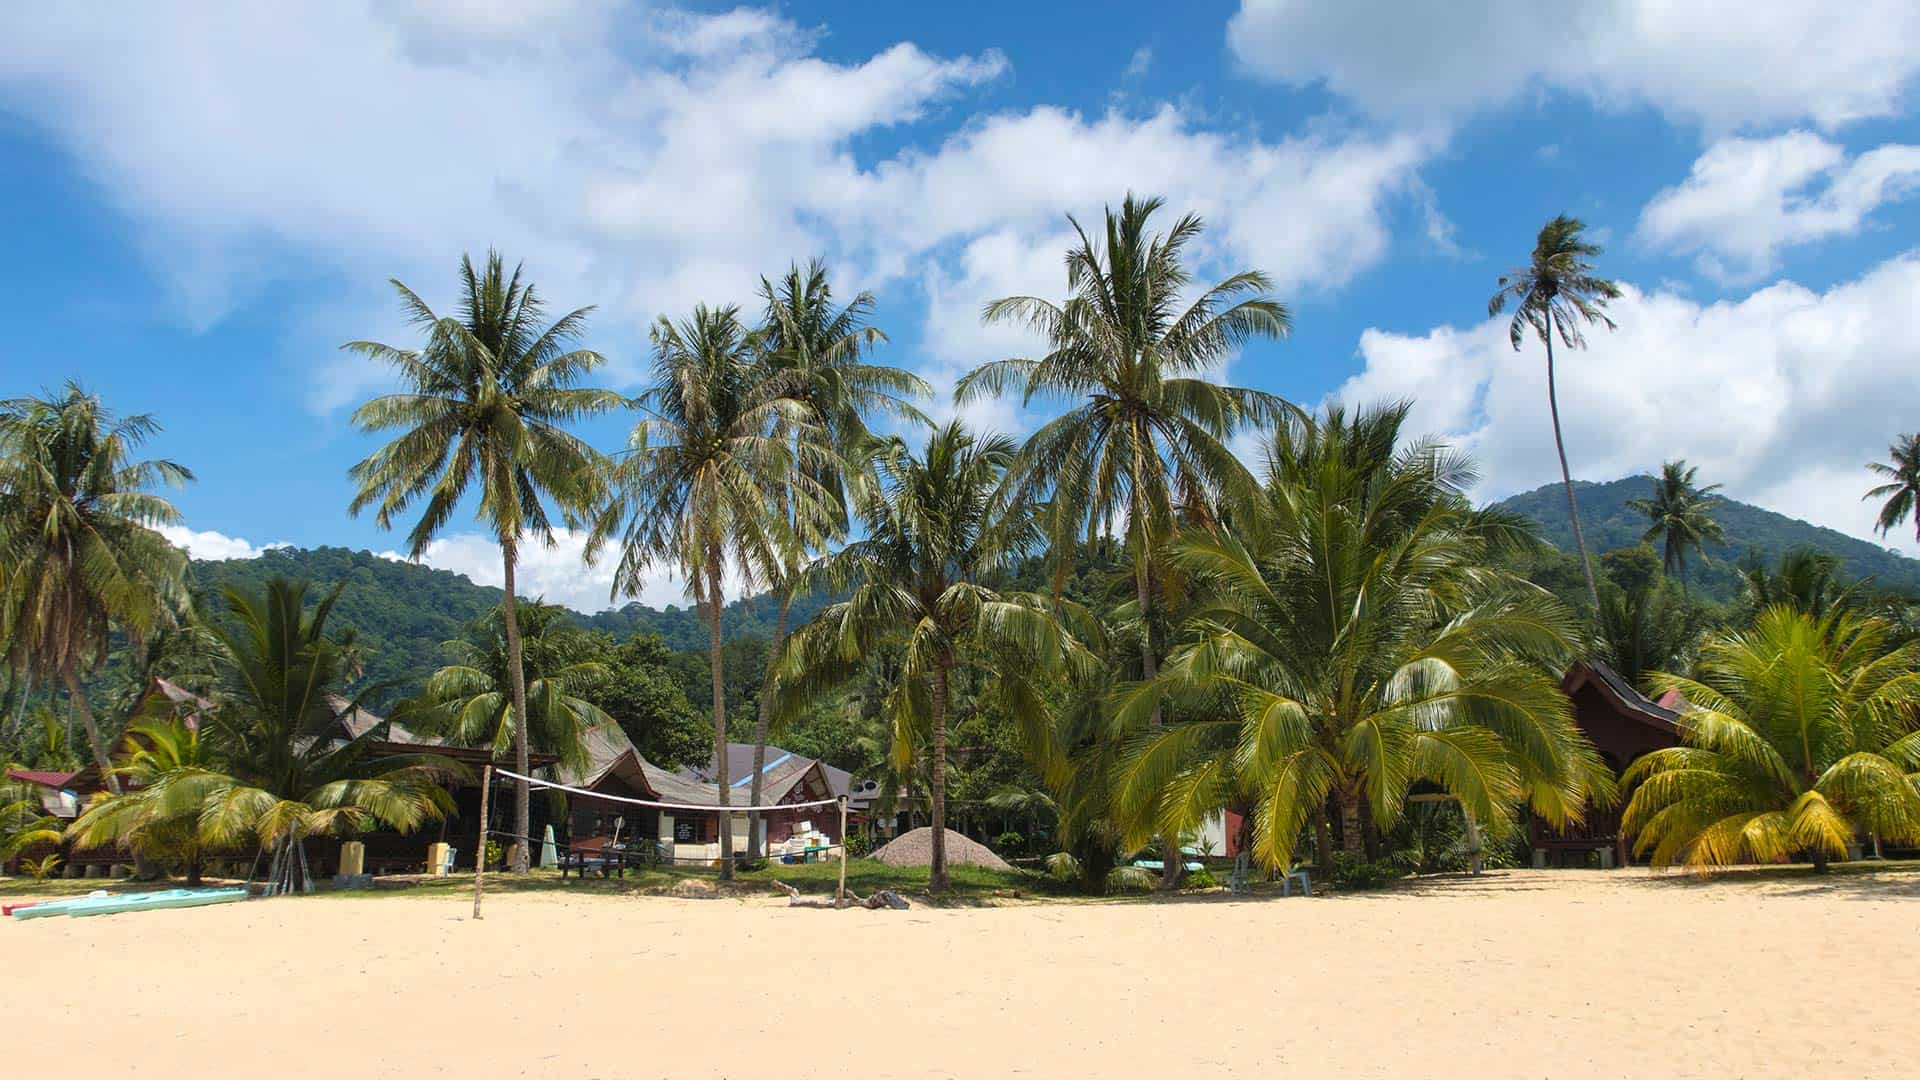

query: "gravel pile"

left=869, top=827, right=1012, bottom=871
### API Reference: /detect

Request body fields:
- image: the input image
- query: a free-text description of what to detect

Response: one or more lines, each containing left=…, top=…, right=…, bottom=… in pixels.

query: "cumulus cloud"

left=1328, top=253, right=1920, bottom=555
left=386, top=528, right=751, bottom=614
left=1227, top=0, right=1920, bottom=131
left=158, top=525, right=291, bottom=561
left=1638, top=132, right=1920, bottom=282
left=0, top=3, right=1435, bottom=424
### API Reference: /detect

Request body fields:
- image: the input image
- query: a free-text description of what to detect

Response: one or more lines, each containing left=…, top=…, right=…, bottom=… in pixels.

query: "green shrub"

left=1330, top=853, right=1406, bottom=891
left=993, top=831, right=1025, bottom=856
left=1182, top=867, right=1219, bottom=890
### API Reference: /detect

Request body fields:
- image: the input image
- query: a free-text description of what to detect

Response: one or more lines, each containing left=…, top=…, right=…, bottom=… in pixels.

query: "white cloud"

left=1329, top=253, right=1920, bottom=556
left=0, top=3, right=1434, bottom=426
left=1125, top=46, right=1153, bottom=79
left=1227, top=0, right=1920, bottom=131
left=1638, top=132, right=1920, bottom=282
left=387, top=528, right=753, bottom=614
left=159, top=525, right=291, bottom=561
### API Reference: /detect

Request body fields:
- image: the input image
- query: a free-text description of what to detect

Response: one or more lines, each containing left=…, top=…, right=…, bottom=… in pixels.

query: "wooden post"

left=472, top=764, right=492, bottom=920
left=836, top=795, right=849, bottom=908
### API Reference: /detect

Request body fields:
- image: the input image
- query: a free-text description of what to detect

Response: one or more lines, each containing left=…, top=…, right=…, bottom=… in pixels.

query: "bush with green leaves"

left=1329, top=854, right=1406, bottom=891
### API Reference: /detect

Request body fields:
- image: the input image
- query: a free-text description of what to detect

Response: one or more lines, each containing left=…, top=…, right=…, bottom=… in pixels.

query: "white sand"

left=7, top=868, right=1912, bottom=1078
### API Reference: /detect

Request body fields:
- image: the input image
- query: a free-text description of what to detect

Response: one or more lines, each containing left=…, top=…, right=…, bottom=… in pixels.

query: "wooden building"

left=1530, top=659, right=1683, bottom=867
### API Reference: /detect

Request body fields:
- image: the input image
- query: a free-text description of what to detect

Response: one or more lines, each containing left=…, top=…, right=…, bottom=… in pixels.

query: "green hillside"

left=1490, top=477, right=1920, bottom=601
left=186, top=546, right=830, bottom=692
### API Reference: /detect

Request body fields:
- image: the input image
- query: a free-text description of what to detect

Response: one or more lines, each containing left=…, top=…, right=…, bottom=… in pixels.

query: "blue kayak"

left=12, top=887, right=248, bottom=920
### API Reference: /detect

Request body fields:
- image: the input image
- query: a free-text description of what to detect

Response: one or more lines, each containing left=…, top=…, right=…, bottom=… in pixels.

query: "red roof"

left=5, top=769, right=79, bottom=789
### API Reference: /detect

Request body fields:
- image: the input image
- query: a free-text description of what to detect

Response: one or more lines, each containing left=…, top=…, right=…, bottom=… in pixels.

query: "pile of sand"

left=869, top=827, right=1012, bottom=871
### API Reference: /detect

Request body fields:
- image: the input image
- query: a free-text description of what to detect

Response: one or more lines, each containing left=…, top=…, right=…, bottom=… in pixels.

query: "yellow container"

left=339, top=841, right=366, bottom=877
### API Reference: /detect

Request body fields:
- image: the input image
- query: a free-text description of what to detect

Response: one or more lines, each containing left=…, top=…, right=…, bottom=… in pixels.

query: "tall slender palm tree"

left=1622, top=607, right=1920, bottom=873
left=742, top=262, right=927, bottom=860
left=1488, top=215, right=1622, bottom=610
left=0, top=384, right=192, bottom=794
left=1628, top=460, right=1725, bottom=597
left=1113, top=403, right=1611, bottom=870
left=959, top=193, right=1292, bottom=887
left=593, top=305, right=829, bottom=880
left=776, top=422, right=1089, bottom=892
left=1865, top=433, right=1920, bottom=542
left=346, top=251, right=621, bottom=871
left=408, top=601, right=615, bottom=780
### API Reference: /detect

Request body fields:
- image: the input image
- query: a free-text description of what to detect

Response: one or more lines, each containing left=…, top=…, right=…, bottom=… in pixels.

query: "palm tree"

left=0, top=384, right=192, bottom=794
left=1865, top=434, right=1920, bottom=542
left=742, top=262, right=927, bottom=860
left=776, top=422, right=1089, bottom=892
left=67, top=717, right=215, bottom=884
left=1627, top=460, right=1726, bottom=597
left=593, top=305, right=828, bottom=880
left=1488, top=215, right=1622, bottom=610
left=346, top=251, right=621, bottom=871
left=69, top=580, right=455, bottom=893
left=407, top=601, right=614, bottom=779
left=1622, top=606, right=1920, bottom=873
left=1739, top=548, right=1854, bottom=620
left=1114, top=403, right=1611, bottom=871
left=959, top=193, right=1292, bottom=886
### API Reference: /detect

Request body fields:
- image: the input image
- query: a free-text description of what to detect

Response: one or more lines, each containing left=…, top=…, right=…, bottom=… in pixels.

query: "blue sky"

left=3, top=2, right=1919, bottom=611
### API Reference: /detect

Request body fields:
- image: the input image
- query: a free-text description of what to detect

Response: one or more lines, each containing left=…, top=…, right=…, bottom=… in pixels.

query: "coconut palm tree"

left=1488, top=215, right=1622, bottom=611
left=1622, top=606, right=1920, bottom=873
left=959, top=193, right=1292, bottom=886
left=1865, top=433, right=1920, bottom=542
left=1738, top=548, right=1855, bottom=620
left=407, top=601, right=614, bottom=780
left=69, top=580, right=455, bottom=893
left=1113, top=403, right=1612, bottom=871
left=593, top=305, right=830, bottom=880
left=67, top=716, right=215, bottom=884
left=776, top=422, right=1090, bottom=892
left=1627, top=460, right=1726, bottom=597
left=346, top=251, right=621, bottom=871
left=0, top=384, right=192, bottom=794
left=741, top=262, right=927, bottom=860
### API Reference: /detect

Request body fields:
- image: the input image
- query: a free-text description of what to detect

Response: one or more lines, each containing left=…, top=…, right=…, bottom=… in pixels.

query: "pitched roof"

left=5, top=769, right=78, bottom=789
left=1562, top=659, right=1683, bottom=735
left=690, top=742, right=854, bottom=799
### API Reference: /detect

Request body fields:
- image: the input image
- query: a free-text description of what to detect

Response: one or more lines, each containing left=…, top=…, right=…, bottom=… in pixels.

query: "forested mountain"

left=1491, top=477, right=1920, bottom=601
left=186, top=546, right=831, bottom=694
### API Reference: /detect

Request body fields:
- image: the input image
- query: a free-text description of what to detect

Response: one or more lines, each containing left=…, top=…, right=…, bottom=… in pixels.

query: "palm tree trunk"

left=930, top=656, right=950, bottom=894
left=708, top=562, right=733, bottom=882
left=745, top=587, right=793, bottom=863
left=1339, top=790, right=1365, bottom=857
left=1135, top=549, right=1183, bottom=892
left=61, top=665, right=121, bottom=795
left=1544, top=322, right=1601, bottom=610
left=500, top=537, right=531, bottom=874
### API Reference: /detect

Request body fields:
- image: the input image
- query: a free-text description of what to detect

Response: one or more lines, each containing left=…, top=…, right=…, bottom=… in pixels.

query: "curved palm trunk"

left=1544, top=324, right=1601, bottom=610
left=501, top=539, right=532, bottom=874
left=930, top=656, right=950, bottom=894
left=745, top=589, right=793, bottom=863
left=61, top=665, right=121, bottom=796
left=709, top=563, right=734, bottom=882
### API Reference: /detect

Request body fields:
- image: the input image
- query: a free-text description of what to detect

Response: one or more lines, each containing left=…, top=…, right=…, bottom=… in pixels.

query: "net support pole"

left=836, top=795, right=849, bottom=908
left=472, top=764, right=492, bottom=921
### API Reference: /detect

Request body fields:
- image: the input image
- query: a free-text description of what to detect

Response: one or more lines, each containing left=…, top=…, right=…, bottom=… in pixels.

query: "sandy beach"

left=8, top=868, right=1913, bottom=1078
